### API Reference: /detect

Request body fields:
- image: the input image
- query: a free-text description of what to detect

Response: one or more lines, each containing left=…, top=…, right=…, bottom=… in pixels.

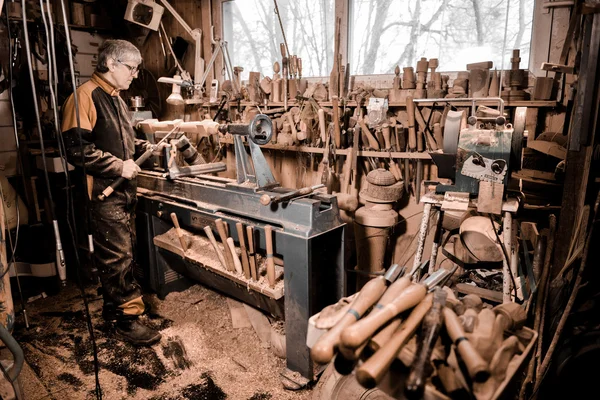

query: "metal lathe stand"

left=134, top=115, right=345, bottom=385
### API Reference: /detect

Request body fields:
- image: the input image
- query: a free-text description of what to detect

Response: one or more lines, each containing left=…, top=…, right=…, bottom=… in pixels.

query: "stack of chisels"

left=309, top=265, right=534, bottom=399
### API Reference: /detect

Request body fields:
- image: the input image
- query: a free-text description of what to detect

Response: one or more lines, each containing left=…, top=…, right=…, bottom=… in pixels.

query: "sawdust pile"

left=14, top=283, right=312, bottom=400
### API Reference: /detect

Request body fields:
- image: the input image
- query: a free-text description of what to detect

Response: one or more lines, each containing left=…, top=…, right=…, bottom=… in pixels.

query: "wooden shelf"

left=198, top=99, right=557, bottom=109
left=219, top=137, right=431, bottom=160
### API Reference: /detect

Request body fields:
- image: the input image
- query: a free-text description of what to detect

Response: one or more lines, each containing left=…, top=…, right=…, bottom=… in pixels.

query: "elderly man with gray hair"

left=61, top=39, right=161, bottom=346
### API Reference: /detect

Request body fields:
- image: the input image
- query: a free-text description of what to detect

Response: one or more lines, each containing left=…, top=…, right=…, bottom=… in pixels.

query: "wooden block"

left=466, top=61, right=493, bottom=70
left=528, top=140, right=567, bottom=160
left=477, top=181, right=504, bottom=215
left=533, top=77, right=554, bottom=100
left=243, top=304, right=272, bottom=344
left=226, top=298, right=252, bottom=329
left=520, top=221, right=539, bottom=250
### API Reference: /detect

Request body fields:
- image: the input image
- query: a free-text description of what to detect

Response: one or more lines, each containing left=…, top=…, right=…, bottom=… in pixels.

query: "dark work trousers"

left=90, top=180, right=143, bottom=320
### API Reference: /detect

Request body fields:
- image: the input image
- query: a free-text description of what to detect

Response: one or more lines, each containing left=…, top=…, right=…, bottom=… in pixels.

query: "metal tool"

left=260, top=184, right=324, bottom=206
left=218, top=114, right=278, bottom=190
left=98, top=125, right=180, bottom=201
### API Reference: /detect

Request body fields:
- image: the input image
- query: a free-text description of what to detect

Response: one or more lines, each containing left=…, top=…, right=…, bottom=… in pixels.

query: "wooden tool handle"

left=331, top=96, right=341, bottom=148
left=406, top=96, right=417, bottom=151
left=286, top=113, right=298, bottom=143
left=382, top=124, right=391, bottom=149
left=318, top=109, right=327, bottom=142
left=264, top=225, right=276, bottom=287
left=226, top=237, right=243, bottom=275
left=358, top=118, right=380, bottom=150
left=311, top=276, right=389, bottom=364
left=405, top=294, right=446, bottom=398
left=341, top=283, right=427, bottom=349
left=375, top=276, right=411, bottom=308
left=246, top=225, right=258, bottom=281
left=443, top=307, right=490, bottom=382
left=370, top=318, right=402, bottom=351
left=170, top=212, right=187, bottom=252
left=280, top=42, right=286, bottom=58
left=236, top=223, right=251, bottom=279
left=215, top=219, right=235, bottom=272
left=356, top=294, right=433, bottom=388
left=203, top=226, right=227, bottom=270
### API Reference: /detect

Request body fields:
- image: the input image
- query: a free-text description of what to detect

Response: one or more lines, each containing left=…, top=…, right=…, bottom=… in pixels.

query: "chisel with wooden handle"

left=170, top=212, right=187, bottom=253
left=311, top=264, right=402, bottom=364
left=226, top=238, right=243, bottom=275
left=203, top=226, right=227, bottom=270
left=264, top=225, right=276, bottom=287
left=405, top=288, right=447, bottom=399
left=443, top=307, right=490, bottom=382
left=246, top=225, right=258, bottom=281
left=334, top=266, right=409, bottom=374
left=341, top=269, right=448, bottom=349
left=215, top=219, right=235, bottom=272
left=356, top=293, right=434, bottom=388
left=236, top=223, right=251, bottom=279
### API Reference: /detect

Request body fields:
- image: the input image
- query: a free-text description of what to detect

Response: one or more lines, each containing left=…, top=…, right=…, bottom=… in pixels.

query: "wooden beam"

left=201, top=0, right=214, bottom=94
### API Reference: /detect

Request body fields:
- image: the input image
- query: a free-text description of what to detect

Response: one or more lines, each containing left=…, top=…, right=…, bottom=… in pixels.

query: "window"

left=349, top=0, right=535, bottom=74
left=223, top=0, right=335, bottom=81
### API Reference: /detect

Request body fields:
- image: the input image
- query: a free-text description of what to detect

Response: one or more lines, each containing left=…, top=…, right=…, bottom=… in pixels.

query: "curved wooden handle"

left=375, top=277, right=411, bottom=308
left=203, top=226, right=227, bottom=270
left=359, top=118, right=380, bottom=150
left=226, top=238, right=243, bottom=275
left=170, top=212, right=187, bottom=252
left=356, top=294, right=433, bottom=388
left=341, top=284, right=427, bottom=349
left=215, top=219, right=235, bottom=272
left=264, top=225, right=276, bottom=287
left=236, top=223, right=250, bottom=279
left=311, top=276, right=388, bottom=364
left=370, top=318, right=402, bottom=352
left=443, top=307, right=490, bottom=382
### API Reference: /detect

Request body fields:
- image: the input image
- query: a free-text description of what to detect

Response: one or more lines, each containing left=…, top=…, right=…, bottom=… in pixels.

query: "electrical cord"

left=0, top=358, right=21, bottom=400
left=58, top=0, right=102, bottom=397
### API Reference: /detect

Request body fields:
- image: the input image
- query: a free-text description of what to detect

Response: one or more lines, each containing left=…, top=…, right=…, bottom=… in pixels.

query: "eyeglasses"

left=116, top=59, right=140, bottom=75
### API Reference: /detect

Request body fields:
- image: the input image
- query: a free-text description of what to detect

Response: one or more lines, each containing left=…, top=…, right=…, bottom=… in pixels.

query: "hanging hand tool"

left=406, top=96, right=422, bottom=203
left=280, top=43, right=288, bottom=109
left=329, top=17, right=341, bottom=101
left=317, top=108, right=327, bottom=145
left=236, top=223, right=251, bottom=279
left=264, top=225, right=276, bottom=287
left=443, top=306, right=490, bottom=382
left=358, top=117, right=380, bottom=150
left=215, top=218, right=235, bottom=272
left=246, top=225, right=259, bottom=281
left=310, top=264, right=403, bottom=364
left=203, top=226, right=227, bottom=270
left=405, top=288, right=447, bottom=399
left=332, top=96, right=341, bottom=148
left=98, top=125, right=179, bottom=201
left=260, top=184, right=325, bottom=206
left=340, top=269, right=449, bottom=349
left=170, top=213, right=187, bottom=253
left=356, top=293, right=434, bottom=388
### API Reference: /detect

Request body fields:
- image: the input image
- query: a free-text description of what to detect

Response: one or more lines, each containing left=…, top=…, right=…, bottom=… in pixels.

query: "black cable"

left=58, top=1, right=102, bottom=397
left=0, top=359, right=21, bottom=400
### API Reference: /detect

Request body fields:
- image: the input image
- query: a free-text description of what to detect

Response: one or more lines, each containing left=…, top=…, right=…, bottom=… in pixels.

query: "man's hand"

left=121, top=159, right=141, bottom=180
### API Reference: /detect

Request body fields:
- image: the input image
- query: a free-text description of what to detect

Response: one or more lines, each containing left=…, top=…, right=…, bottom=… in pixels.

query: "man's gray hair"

left=96, top=39, right=142, bottom=73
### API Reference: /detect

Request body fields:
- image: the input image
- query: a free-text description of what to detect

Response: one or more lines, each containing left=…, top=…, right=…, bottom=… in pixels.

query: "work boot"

left=115, top=318, right=162, bottom=346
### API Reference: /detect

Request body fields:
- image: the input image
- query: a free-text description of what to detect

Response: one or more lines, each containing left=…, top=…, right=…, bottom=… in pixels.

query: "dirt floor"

left=12, top=283, right=314, bottom=400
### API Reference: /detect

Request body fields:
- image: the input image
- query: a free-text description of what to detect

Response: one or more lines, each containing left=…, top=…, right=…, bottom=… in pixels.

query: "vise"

left=134, top=114, right=346, bottom=385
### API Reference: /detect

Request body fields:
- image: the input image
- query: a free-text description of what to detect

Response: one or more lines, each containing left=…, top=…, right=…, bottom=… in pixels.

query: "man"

left=61, top=39, right=161, bottom=346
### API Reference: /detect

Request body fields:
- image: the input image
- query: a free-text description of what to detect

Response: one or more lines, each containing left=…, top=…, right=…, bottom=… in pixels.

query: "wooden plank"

left=455, top=283, right=503, bottom=303
left=243, top=304, right=272, bottom=344
left=528, top=140, right=567, bottom=159
left=153, top=228, right=284, bottom=299
left=226, top=298, right=252, bottom=328
left=212, top=0, right=224, bottom=86
left=526, top=108, right=539, bottom=146
left=200, top=0, right=214, bottom=94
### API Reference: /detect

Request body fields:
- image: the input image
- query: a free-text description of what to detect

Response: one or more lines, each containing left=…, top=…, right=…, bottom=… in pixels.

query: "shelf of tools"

left=192, top=49, right=559, bottom=291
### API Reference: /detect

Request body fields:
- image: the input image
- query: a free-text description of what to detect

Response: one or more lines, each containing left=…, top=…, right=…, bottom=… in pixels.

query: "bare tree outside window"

left=223, top=0, right=334, bottom=81
left=350, top=0, right=534, bottom=74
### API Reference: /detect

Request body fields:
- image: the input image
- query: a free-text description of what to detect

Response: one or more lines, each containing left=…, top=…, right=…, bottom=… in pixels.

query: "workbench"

left=134, top=170, right=346, bottom=384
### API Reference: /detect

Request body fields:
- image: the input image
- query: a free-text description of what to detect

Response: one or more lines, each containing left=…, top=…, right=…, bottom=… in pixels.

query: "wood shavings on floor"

left=13, top=283, right=312, bottom=400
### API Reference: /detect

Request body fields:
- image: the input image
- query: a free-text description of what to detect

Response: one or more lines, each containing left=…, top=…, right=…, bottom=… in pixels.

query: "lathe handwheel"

left=249, top=114, right=273, bottom=145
